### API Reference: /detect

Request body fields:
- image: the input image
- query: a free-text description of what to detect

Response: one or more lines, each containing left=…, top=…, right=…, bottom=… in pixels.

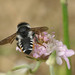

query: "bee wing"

left=0, top=33, right=17, bottom=45
left=30, top=26, right=48, bottom=34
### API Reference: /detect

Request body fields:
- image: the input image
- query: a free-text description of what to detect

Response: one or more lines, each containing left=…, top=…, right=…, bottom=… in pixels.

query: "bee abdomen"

left=17, top=37, right=33, bottom=55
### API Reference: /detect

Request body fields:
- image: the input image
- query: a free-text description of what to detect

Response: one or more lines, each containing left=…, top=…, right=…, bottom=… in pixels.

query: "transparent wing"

left=0, top=33, right=17, bottom=45
left=30, top=26, right=48, bottom=34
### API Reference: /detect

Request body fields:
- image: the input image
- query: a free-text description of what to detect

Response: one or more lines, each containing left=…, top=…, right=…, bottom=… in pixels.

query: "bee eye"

left=16, top=37, right=19, bottom=41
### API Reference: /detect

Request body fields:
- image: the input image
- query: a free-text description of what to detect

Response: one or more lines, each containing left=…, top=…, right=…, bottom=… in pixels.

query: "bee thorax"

left=28, top=31, right=33, bottom=37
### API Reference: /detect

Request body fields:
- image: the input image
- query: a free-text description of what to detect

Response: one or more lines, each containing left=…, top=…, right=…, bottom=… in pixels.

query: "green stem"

left=60, top=0, right=72, bottom=75
left=61, top=0, right=70, bottom=47
left=46, top=51, right=56, bottom=75
left=11, top=61, right=41, bottom=74
left=11, top=64, right=30, bottom=71
left=31, top=61, right=41, bottom=73
left=49, top=65, right=55, bottom=75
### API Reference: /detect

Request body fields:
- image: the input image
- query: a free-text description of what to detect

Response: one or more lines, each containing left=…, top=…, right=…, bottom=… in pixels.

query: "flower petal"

left=16, top=47, right=22, bottom=52
left=65, top=50, right=75, bottom=57
left=56, top=56, right=62, bottom=65
left=57, top=51, right=65, bottom=56
left=44, top=36, right=49, bottom=42
left=33, top=53, right=40, bottom=58
left=43, top=32, right=48, bottom=35
left=63, top=55, right=70, bottom=69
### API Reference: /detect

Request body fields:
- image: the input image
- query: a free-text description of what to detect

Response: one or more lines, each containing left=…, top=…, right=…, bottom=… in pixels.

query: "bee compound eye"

left=16, top=37, right=19, bottom=41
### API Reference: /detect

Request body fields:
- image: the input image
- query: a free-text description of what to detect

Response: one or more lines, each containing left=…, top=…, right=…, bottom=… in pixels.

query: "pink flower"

left=55, top=41, right=75, bottom=69
left=16, top=32, right=75, bottom=69
left=31, top=32, right=56, bottom=59
left=16, top=47, right=22, bottom=52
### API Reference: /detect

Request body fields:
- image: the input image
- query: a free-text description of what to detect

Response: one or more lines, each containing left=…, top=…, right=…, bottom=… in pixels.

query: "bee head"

left=17, top=22, right=30, bottom=29
left=17, top=22, right=30, bottom=37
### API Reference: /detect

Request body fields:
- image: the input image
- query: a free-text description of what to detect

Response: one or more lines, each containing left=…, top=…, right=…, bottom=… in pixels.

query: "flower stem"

left=60, top=0, right=72, bottom=75
left=31, top=61, right=41, bottom=73
left=11, top=61, right=41, bottom=74
left=49, top=65, right=55, bottom=75
left=46, top=51, right=56, bottom=75
left=11, top=64, right=30, bottom=71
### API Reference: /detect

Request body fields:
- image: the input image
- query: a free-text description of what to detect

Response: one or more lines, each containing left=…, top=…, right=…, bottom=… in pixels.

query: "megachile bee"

left=0, top=22, right=48, bottom=54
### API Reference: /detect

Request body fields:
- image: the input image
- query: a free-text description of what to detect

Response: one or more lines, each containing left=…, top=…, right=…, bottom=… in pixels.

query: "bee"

left=0, top=22, right=48, bottom=54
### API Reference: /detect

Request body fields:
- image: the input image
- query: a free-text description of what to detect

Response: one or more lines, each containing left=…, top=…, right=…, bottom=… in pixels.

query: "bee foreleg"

left=33, top=34, right=46, bottom=48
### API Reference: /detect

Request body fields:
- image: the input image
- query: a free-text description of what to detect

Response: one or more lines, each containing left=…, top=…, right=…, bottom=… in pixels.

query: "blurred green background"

left=0, top=0, right=75, bottom=75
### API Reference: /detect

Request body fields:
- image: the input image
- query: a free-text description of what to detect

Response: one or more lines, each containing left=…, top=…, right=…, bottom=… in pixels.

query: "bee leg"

left=34, top=34, right=46, bottom=48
